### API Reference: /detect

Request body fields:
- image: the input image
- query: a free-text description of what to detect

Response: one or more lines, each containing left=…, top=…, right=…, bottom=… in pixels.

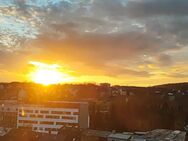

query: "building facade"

left=17, top=101, right=89, bottom=134
left=0, top=100, right=18, bottom=128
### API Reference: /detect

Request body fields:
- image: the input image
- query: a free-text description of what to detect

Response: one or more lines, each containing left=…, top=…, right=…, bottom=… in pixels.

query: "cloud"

left=92, top=0, right=126, bottom=17
left=103, top=66, right=152, bottom=77
left=126, top=0, right=188, bottom=17
left=168, top=73, right=188, bottom=78
left=25, top=28, right=181, bottom=78
left=35, top=32, right=158, bottom=60
left=156, top=54, right=173, bottom=66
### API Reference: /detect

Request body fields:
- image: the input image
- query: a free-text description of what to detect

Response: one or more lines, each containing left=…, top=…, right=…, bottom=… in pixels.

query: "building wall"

left=0, top=112, right=17, bottom=128
left=79, top=103, right=89, bottom=129
left=17, top=102, right=89, bottom=134
left=0, top=100, right=18, bottom=128
left=81, top=136, right=101, bottom=141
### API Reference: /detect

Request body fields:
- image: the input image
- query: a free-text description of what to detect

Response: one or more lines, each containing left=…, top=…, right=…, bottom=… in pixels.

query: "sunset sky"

left=0, top=0, right=188, bottom=86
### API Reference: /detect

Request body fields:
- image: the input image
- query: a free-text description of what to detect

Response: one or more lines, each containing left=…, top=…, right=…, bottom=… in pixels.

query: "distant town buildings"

left=0, top=82, right=188, bottom=139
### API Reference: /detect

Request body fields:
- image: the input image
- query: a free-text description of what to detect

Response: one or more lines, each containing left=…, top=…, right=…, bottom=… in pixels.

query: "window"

left=37, top=115, right=43, bottom=118
left=28, top=114, right=43, bottom=118
left=25, top=110, right=33, bottom=113
left=40, top=110, right=49, bottom=114
left=40, top=121, right=54, bottom=125
left=46, top=115, right=60, bottom=119
left=30, top=114, right=36, bottom=118
left=56, top=122, right=78, bottom=126
left=39, top=127, right=43, bottom=130
left=62, top=116, right=75, bottom=120
left=19, top=120, right=37, bottom=124
left=73, top=112, right=79, bottom=115
left=51, top=111, right=71, bottom=115
left=33, top=127, right=38, bottom=130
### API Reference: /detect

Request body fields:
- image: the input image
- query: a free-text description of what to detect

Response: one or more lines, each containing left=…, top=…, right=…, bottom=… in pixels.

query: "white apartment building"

left=17, top=101, right=89, bottom=134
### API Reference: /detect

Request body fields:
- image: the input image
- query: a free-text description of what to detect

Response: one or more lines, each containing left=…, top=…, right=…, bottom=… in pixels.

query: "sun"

left=28, top=61, right=74, bottom=85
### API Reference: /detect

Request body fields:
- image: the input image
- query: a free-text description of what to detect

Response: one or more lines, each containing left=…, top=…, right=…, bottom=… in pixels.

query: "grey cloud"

left=36, top=32, right=166, bottom=61
left=144, top=16, right=188, bottom=43
left=156, top=54, right=173, bottom=66
left=105, top=66, right=152, bottom=77
left=0, top=51, right=22, bottom=70
left=50, top=22, right=78, bottom=37
left=127, top=0, right=188, bottom=17
left=92, top=0, right=126, bottom=17
left=124, top=0, right=188, bottom=46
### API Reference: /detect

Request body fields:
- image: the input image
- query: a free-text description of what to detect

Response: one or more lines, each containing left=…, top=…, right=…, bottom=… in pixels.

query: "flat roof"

left=83, top=130, right=111, bottom=138
left=108, top=133, right=132, bottom=140
left=82, top=129, right=186, bottom=141
left=17, top=101, right=88, bottom=109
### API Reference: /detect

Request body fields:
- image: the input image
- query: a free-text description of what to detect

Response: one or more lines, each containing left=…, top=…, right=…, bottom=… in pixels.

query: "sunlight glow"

left=21, top=107, right=25, bottom=116
left=28, top=61, right=74, bottom=85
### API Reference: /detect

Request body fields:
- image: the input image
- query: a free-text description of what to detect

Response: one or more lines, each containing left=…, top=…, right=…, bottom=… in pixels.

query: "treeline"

left=91, top=93, right=188, bottom=131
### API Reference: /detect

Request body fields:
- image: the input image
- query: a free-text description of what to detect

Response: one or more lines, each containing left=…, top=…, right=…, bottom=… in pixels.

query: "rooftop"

left=83, top=129, right=186, bottom=141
